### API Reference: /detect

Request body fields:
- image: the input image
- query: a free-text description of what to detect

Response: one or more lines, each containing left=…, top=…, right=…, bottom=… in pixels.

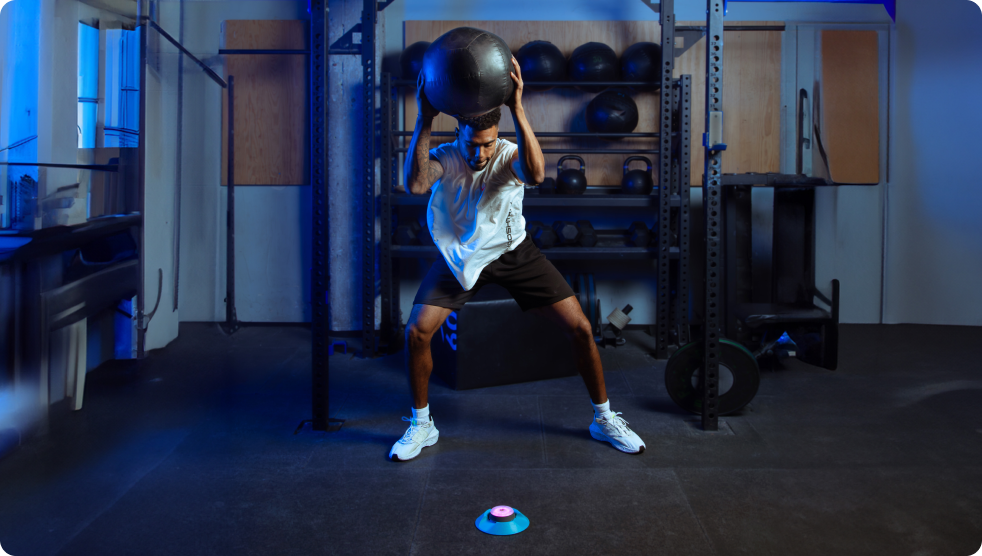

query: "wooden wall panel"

left=822, top=30, right=879, bottom=184
left=405, top=21, right=782, bottom=188
left=221, top=20, right=308, bottom=186
left=675, top=22, right=783, bottom=185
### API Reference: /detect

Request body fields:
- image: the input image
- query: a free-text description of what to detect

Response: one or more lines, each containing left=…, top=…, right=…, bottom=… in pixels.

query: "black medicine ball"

left=585, top=90, right=639, bottom=135
left=515, top=40, right=566, bottom=91
left=421, top=27, right=515, bottom=119
left=400, top=41, right=431, bottom=79
left=567, top=42, right=619, bottom=93
left=620, top=42, right=663, bottom=91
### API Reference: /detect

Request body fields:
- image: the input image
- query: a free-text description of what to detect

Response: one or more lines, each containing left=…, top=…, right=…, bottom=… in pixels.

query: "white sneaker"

left=590, top=412, right=646, bottom=454
left=388, top=415, right=439, bottom=461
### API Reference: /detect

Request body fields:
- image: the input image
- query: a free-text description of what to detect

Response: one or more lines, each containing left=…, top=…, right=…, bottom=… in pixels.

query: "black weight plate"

left=664, top=339, right=760, bottom=415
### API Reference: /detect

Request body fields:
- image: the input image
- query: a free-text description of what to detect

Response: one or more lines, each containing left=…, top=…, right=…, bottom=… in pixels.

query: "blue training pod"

left=475, top=506, right=530, bottom=536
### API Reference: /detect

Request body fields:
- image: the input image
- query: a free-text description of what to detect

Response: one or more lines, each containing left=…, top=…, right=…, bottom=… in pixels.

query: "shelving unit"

left=371, top=0, right=693, bottom=357
left=322, top=0, right=879, bottom=433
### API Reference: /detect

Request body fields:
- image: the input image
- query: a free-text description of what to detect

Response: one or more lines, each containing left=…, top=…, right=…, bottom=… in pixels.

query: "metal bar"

left=380, top=72, right=395, bottom=353
left=174, top=12, right=185, bottom=313
left=219, top=49, right=309, bottom=55
left=389, top=131, right=665, bottom=138
left=0, top=162, right=118, bottom=171
left=675, top=25, right=785, bottom=31
left=391, top=79, right=671, bottom=87
left=655, top=0, right=676, bottom=359
left=310, top=0, right=338, bottom=432
left=394, top=148, right=661, bottom=155
left=393, top=193, right=663, bottom=207
left=218, top=183, right=311, bottom=187
left=148, top=20, right=227, bottom=88
left=391, top=245, right=661, bottom=260
left=6, top=214, right=143, bottom=262
left=720, top=173, right=831, bottom=187
left=0, top=134, right=37, bottom=153
left=724, top=185, right=740, bottom=348
left=678, top=75, right=693, bottom=346
left=388, top=73, right=401, bottom=342
left=361, top=0, right=377, bottom=358
left=137, top=15, right=147, bottom=359
left=223, top=76, right=239, bottom=334
left=668, top=84, right=681, bottom=347
left=702, top=0, right=724, bottom=432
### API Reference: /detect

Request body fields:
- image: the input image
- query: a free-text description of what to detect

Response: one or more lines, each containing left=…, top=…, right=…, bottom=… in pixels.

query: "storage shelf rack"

left=372, top=0, right=692, bottom=358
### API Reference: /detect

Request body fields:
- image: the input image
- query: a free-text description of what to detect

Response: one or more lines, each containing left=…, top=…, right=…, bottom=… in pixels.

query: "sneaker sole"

left=390, top=431, right=439, bottom=462
left=590, top=428, right=645, bottom=454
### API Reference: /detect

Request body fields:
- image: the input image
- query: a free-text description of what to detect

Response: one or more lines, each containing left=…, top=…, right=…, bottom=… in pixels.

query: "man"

left=389, top=57, right=645, bottom=461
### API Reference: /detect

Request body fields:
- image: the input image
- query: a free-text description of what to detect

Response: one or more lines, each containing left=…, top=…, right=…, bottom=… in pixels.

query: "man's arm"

left=505, top=57, right=545, bottom=185
left=405, top=115, right=445, bottom=194
left=405, top=74, right=445, bottom=195
left=510, top=109, right=545, bottom=185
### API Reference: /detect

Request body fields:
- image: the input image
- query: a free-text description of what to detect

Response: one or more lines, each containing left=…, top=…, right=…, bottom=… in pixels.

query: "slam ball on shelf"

left=400, top=41, right=431, bottom=79
left=515, top=40, right=566, bottom=91
left=567, top=42, right=619, bottom=92
left=421, top=27, right=515, bottom=118
left=586, top=90, right=639, bottom=135
left=620, top=42, right=663, bottom=91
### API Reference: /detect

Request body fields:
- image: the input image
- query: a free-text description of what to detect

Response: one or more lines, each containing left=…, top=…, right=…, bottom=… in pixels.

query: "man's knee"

left=406, top=321, right=435, bottom=345
left=406, top=305, right=450, bottom=346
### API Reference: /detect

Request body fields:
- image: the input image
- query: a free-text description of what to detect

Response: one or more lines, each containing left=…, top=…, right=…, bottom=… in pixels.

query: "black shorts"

left=413, top=233, right=575, bottom=312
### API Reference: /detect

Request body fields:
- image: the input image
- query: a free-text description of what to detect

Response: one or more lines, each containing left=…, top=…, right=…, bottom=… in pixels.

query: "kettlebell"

left=621, top=156, right=654, bottom=195
left=556, top=155, right=587, bottom=195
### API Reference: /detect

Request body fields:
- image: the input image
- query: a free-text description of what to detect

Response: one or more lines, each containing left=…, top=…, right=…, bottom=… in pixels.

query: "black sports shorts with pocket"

left=413, top=233, right=575, bottom=312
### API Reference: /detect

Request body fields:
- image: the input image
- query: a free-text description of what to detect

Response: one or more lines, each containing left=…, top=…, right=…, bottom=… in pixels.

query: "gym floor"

left=0, top=323, right=980, bottom=556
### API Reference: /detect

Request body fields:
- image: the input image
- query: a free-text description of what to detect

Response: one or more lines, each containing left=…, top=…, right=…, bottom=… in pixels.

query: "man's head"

left=455, top=107, right=501, bottom=171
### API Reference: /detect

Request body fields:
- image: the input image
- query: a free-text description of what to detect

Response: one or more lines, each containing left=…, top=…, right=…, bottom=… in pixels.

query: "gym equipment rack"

left=371, top=0, right=694, bottom=361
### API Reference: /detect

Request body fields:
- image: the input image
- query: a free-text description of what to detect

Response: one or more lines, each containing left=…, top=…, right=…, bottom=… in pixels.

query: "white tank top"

left=427, top=138, right=528, bottom=291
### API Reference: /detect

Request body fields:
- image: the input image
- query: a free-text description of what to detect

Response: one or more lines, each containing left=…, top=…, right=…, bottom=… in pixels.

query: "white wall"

left=143, top=2, right=183, bottom=349
left=883, top=0, right=982, bottom=325
left=37, top=0, right=77, bottom=208
left=176, top=1, right=312, bottom=322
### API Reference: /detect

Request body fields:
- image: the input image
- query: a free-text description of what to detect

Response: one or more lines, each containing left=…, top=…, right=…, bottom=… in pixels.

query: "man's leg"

left=405, top=303, right=454, bottom=409
left=529, top=296, right=607, bottom=404
left=530, top=296, right=645, bottom=454
left=390, top=303, right=454, bottom=462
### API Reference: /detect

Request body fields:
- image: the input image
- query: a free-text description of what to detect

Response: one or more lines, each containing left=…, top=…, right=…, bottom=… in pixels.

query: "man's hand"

left=417, top=72, right=440, bottom=120
left=504, top=56, right=524, bottom=111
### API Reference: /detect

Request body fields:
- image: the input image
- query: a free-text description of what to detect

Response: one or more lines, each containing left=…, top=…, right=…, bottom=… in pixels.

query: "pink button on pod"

left=488, top=506, right=516, bottom=523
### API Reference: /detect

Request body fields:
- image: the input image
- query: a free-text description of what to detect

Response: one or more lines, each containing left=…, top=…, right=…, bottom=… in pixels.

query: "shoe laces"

left=399, top=416, right=429, bottom=444
left=598, top=412, right=632, bottom=437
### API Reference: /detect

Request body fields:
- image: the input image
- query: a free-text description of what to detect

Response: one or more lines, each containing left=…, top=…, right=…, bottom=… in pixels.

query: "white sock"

left=412, top=404, right=430, bottom=424
left=592, top=399, right=613, bottom=420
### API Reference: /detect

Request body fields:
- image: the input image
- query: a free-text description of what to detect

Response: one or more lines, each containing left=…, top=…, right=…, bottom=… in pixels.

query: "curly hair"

left=456, top=107, right=501, bottom=131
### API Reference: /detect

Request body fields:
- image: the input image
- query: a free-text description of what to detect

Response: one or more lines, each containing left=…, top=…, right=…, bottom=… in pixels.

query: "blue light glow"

left=725, top=0, right=895, bottom=21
